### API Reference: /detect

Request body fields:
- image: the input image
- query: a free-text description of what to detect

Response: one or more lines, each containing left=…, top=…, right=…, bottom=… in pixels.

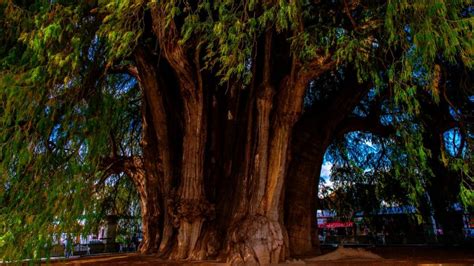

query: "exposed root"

left=226, top=215, right=284, bottom=264
left=171, top=219, right=203, bottom=260
left=188, top=226, right=221, bottom=260
left=168, top=199, right=215, bottom=260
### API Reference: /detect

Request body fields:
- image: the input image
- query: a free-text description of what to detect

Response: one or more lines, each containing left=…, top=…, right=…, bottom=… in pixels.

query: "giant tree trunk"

left=124, top=60, right=374, bottom=262
left=285, top=72, right=373, bottom=256
left=222, top=31, right=287, bottom=264
left=285, top=130, right=328, bottom=256
left=134, top=48, right=175, bottom=255
left=113, top=6, right=339, bottom=263
left=128, top=105, right=163, bottom=254
left=135, top=175, right=161, bottom=254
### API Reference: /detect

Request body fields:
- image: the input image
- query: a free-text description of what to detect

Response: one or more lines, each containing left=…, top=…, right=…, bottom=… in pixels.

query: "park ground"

left=47, top=246, right=474, bottom=265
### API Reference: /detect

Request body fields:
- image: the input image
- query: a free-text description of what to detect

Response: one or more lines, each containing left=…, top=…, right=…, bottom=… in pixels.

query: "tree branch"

left=336, top=115, right=395, bottom=138
left=95, top=155, right=144, bottom=191
left=296, top=53, right=337, bottom=89
left=107, top=64, right=140, bottom=81
left=100, top=155, right=143, bottom=176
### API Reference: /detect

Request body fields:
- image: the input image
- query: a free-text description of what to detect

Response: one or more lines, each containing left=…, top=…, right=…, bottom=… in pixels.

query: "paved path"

left=47, top=247, right=474, bottom=265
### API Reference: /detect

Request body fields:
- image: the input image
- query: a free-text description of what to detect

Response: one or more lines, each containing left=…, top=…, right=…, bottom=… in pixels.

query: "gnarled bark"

left=285, top=128, right=328, bottom=256
left=222, top=30, right=286, bottom=264
left=134, top=47, right=175, bottom=255
left=285, top=71, right=373, bottom=256
left=132, top=105, right=162, bottom=254
left=113, top=8, right=356, bottom=262
left=150, top=5, right=213, bottom=259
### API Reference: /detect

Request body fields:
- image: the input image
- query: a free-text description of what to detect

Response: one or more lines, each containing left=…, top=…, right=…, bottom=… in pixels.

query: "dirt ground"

left=47, top=246, right=474, bottom=265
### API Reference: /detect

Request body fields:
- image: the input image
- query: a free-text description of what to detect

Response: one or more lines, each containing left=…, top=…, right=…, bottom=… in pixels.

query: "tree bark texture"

left=109, top=7, right=377, bottom=263
left=285, top=72, right=374, bottom=256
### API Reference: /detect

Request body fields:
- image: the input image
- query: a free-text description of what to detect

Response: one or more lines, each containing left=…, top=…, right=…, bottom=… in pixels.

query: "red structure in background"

left=318, top=221, right=354, bottom=229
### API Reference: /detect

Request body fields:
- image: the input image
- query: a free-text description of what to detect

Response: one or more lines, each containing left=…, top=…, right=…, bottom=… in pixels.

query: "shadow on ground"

left=48, top=246, right=474, bottom=265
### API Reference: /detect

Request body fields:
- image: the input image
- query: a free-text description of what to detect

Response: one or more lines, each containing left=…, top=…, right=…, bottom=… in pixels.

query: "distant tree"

left=325, top=61, right=473, bottom=240
left=1, top=0, right=472, bottom=263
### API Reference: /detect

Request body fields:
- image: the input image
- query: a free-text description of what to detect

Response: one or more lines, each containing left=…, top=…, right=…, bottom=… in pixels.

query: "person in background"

left=64, top=236, right=72, bottom=258
left=132, top=234, right=139, bottom=251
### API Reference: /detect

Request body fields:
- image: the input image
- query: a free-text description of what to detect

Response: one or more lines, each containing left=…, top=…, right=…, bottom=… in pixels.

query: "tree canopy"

left=1, top=0, right=473, bottom=263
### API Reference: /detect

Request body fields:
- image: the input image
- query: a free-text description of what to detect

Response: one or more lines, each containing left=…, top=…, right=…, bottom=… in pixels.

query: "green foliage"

left=0, top=1, right=142, bottom=260
left=460, top=184, right=474, bottom=209
left=386, top=0, right=473, bottom=66
left=97, top=0, right=145, bottom=62
left=167, top=0, right=301, bottom=83
left=385, top=0, right=473, bottom=115
left=0, top=0, right=472, bottom=261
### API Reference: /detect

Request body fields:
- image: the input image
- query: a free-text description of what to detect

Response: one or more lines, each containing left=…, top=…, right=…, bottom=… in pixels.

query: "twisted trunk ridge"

left=112, top=9, right=371, bottom=263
